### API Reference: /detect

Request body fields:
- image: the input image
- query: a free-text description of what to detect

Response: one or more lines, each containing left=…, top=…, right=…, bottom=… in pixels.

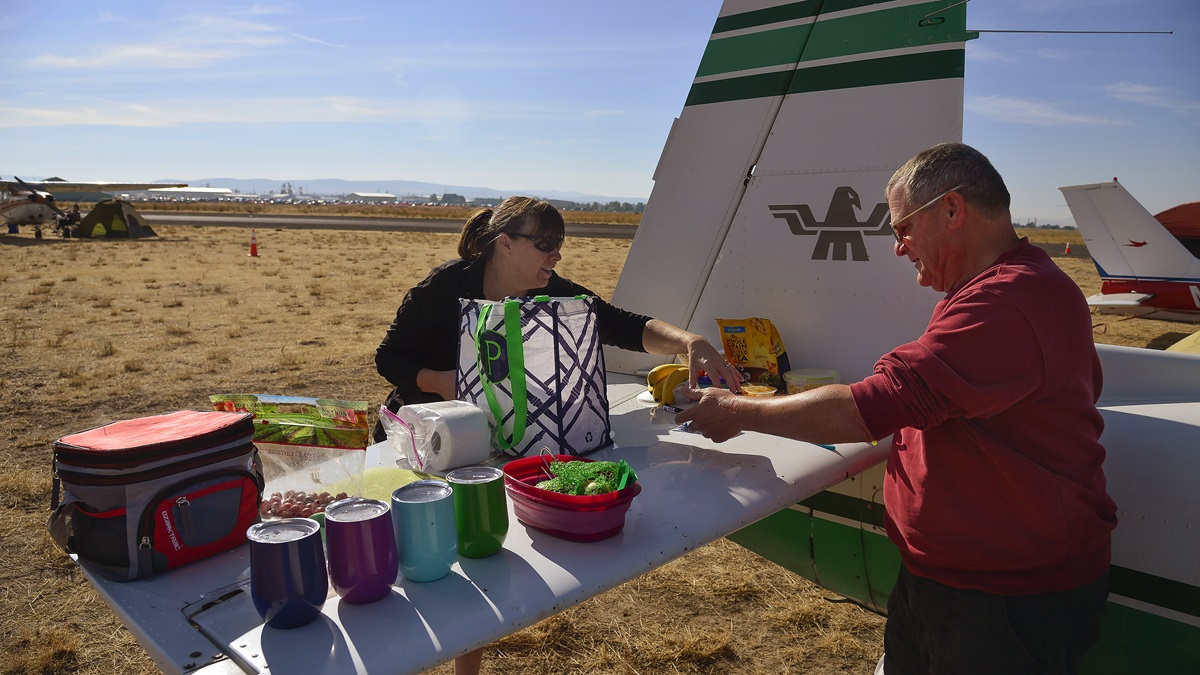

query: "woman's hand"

left=417, top=368, right=457, bottom=400
left=641, top=320, right=742, bottom=392
left=684, top=336, right=743, bottom=393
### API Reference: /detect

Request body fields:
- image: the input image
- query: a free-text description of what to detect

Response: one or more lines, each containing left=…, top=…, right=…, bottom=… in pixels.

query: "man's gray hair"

left=886, top=143, right=1011, bottom=219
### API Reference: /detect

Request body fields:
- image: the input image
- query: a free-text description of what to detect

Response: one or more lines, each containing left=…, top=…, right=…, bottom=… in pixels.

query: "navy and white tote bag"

left=455, top=295, right=612, bottom=458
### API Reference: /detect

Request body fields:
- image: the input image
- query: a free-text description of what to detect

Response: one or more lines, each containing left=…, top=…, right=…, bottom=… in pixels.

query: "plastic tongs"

left=538, top=446, right=557, bottom=481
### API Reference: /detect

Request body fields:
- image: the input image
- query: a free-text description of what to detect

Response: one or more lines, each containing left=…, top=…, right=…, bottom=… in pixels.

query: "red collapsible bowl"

left=502, top=454, right=641, bottom=542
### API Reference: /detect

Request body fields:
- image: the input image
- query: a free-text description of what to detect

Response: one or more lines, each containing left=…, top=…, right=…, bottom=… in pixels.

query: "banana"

left=654, top=367, right=690, bottom=405
left=647, top=363, right=687, bottom=389
left=651, top=376, right=669, bottom=403
left=653, top=373, right=670, bottom=404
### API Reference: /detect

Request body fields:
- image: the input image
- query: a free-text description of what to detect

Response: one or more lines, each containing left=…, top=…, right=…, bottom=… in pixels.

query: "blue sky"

left=1, top=0, right=1196, bottom=223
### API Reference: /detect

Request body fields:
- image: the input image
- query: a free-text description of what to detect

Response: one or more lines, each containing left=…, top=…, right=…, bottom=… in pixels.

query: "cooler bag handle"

left=475, top=299, right=527, bottom=450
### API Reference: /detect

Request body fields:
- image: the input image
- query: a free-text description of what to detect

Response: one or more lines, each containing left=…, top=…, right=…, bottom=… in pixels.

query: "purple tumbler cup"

left=324, top=497, right=399, bottom=604
left=247, top=518, right=328, bottom=629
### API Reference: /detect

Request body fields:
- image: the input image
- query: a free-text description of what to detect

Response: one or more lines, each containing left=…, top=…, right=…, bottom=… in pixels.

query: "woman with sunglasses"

left=373, top=195, right=742, bottom=444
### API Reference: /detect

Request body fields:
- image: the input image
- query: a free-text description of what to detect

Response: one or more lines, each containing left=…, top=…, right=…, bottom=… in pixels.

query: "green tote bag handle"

left=475, top=299, right=527, bottom=450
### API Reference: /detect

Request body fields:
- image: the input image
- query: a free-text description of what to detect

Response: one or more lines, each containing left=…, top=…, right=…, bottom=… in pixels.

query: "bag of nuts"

left=210, top=394, right=369, bottom=518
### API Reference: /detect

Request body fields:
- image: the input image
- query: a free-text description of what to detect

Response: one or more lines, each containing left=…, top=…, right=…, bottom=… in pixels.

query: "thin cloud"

left=967, top=44, right=1018, bottom=64
left=968, top=44, right=1083, bottom=65
left=28, top=44, right=251, bottom=69
left=0, top=95, right=562, bottom=128
left=584, top=110, right=626, bottom=120
left=290, top=33, right=345, bottom=48
left=234, top=5, right=287, bottom=18
left=1027, top=47, right=1084, bottom=61
left=966, top=95, right=1127, bottom=126
left=24, top=13, right=326, bottom=70
left=1102, top=82, right=1200, bottom=114
left=1019, top=0, right=1126, bottom=12
left=389, top=40, right=693, bottom=74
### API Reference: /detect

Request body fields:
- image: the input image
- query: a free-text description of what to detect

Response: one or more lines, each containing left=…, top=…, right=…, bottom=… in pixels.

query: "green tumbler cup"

left=446, top=466, right=508, bottom=558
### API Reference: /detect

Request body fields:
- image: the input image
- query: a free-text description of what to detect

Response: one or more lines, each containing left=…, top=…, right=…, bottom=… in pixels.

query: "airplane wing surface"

left=1084, top=291, right=1156, bottom=312
left=73, top=377, right=889, bottom=675
left=1085, top=292, right=1155, bottom=308
left=0, top=180, right=187, bottom=193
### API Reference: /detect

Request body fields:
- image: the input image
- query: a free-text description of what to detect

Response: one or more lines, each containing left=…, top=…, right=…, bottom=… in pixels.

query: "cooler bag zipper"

left=54, top=441, right=257, bottom=494
left=137, top=467, right=264, bottom=576
left=175, top=496, right=196, bottom=538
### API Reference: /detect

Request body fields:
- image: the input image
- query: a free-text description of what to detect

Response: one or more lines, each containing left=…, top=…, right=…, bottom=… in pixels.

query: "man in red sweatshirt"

left=678, top=142, right=1117, bottom=674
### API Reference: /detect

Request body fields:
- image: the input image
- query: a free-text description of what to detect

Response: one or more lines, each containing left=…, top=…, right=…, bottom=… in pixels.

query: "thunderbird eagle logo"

left=769, top=186, right=891, bottom=261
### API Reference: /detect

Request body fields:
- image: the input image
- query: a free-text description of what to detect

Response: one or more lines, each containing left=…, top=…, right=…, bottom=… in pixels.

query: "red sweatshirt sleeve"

left=851, top=285, right=1044, bottom=440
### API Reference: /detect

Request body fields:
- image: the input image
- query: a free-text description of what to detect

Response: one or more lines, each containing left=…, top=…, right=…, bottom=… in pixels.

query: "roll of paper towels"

left=401, top=400, right=492, bottom=472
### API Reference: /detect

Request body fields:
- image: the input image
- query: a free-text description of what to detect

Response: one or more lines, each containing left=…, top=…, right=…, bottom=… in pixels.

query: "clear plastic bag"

left=378, top=401, right=491, bottom=473
left=378, top=404, right=423, bottom=470
left=210, top=394, right=369, bottom=506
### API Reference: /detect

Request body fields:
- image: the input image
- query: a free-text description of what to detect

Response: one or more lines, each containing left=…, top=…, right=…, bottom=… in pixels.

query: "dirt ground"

left=0, top=224, right=1187, bottom=675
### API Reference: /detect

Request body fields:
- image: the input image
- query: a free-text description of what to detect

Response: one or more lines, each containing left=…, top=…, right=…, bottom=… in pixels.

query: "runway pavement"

left=143, top=212, right=638, bottom=239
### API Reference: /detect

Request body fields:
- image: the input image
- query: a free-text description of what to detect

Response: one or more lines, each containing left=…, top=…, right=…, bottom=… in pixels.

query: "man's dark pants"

left=884, top=565, right=1109, bottom=674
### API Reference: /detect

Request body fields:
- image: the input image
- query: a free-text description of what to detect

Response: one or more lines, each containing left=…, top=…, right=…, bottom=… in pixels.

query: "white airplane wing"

left=0, top=179, right=187, bottom=193
left=1085, top=292, right=1155, bottom=307
left=1085, top=292, right=1156, bottom=314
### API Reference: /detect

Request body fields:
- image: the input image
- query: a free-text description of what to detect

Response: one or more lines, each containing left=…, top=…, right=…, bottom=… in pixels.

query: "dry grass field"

left=0, top=220, right=1186, bottom=675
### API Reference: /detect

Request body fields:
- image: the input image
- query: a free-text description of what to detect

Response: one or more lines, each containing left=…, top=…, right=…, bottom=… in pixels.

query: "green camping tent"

left=77, top=199, right=157, bottom=239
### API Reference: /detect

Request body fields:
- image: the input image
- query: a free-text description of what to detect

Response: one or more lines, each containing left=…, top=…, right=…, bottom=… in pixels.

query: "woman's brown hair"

left=457, top=196, right=565, bottom=260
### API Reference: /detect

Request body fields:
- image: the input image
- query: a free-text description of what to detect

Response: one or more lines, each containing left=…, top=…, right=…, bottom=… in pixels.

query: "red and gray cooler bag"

left=47, top=410, right=263, bottom=581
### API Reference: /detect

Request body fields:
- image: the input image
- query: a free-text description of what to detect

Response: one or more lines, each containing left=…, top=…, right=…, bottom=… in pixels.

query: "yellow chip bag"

left=716, top=318, right=792, bottom=394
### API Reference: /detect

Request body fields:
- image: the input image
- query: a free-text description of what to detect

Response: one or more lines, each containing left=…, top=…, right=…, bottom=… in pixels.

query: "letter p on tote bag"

left=456, top=296, right=612, bottom=457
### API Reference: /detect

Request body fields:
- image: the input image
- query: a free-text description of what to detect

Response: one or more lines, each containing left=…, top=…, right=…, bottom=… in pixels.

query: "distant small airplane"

left=0, top=177, right=187, bottom=229
left=1060, top=179, right=1200, bottom=322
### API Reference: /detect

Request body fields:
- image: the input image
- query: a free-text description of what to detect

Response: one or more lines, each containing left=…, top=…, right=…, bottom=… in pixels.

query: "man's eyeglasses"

left=508, top=232, right=564, bottom=253
left=891, top=184, right=964, bottom=243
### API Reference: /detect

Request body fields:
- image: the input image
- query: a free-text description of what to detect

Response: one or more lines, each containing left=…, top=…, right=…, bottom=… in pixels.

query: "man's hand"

left=674, top=387, right=747, bottom=443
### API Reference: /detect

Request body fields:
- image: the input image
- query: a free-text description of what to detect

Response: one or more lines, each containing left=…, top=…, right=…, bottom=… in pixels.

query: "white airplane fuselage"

left=0, top=191, right=60, bottom=226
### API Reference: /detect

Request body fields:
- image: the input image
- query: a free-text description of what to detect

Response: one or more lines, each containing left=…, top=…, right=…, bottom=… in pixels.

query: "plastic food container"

left=741, top=384, right=778, bottom=397
left=784, top=368, right=841, bottom=394
left=502, top=455, right=641, bottom=542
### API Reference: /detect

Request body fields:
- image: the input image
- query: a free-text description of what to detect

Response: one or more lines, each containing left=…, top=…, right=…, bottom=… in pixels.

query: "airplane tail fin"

left=1060, top=181, right=1200, bottom=282
left=607, top=0, right=974, bottom=379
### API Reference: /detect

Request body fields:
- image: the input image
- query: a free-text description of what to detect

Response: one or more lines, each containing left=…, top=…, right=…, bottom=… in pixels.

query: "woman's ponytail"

left=457, top=208, right=494, bottom=260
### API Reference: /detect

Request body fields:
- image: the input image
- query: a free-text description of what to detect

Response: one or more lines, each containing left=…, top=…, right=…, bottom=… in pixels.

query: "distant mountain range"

left=172, top=177, right=647, bottom=205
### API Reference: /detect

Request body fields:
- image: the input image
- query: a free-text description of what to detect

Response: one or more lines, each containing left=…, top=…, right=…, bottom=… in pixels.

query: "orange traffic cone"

left=1064, top=242, right=1071, bottom=255
left=248, top=229, right=260, bottom=257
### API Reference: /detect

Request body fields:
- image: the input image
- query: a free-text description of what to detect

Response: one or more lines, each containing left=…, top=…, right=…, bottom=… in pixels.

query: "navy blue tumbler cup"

left=247, top=518, right=328, bottom=629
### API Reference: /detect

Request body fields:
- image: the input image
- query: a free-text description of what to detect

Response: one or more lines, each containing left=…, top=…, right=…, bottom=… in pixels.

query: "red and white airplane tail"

left=1060, top=180, right=1200, bottom=321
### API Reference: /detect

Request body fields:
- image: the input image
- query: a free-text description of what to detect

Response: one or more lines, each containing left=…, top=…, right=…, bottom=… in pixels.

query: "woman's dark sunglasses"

left=508, top=232, right=564, bottom=253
